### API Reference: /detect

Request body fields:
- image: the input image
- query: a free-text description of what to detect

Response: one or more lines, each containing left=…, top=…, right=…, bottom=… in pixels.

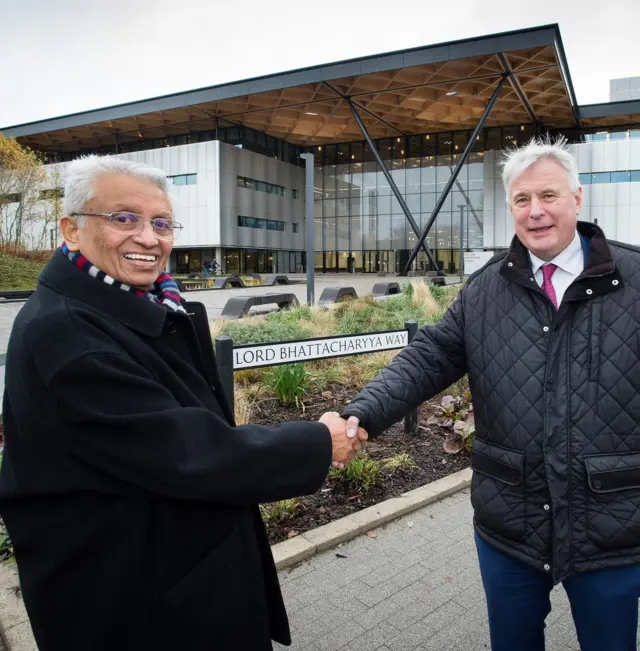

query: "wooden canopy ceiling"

left=12, top=45, right=576, bottom=153
left=8, top=26, right=634, bottom=155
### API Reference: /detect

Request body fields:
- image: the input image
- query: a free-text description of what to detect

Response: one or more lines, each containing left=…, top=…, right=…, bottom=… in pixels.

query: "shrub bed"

left=213, top=281, right=472, bottom=543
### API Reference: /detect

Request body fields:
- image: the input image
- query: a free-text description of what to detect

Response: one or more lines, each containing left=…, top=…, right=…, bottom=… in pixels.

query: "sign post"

left=215, top=320, right=421, bottom=435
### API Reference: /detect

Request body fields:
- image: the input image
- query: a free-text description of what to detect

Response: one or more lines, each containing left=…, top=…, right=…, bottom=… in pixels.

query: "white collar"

left=529, top=231, right=582, bottom=275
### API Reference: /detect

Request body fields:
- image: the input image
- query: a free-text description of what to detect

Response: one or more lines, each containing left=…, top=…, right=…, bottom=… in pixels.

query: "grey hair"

left=501, top=135, right=580, bottom=200
left=63, top=155, right=173, bottom=224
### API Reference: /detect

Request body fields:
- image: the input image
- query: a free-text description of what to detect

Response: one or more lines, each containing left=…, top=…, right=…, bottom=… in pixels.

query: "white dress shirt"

left=529, top=231, right=584, bottom=306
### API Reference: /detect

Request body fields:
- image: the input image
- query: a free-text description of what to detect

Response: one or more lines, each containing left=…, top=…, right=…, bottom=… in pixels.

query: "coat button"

left=612, top=279, right=619, bottom=286
left=543, top=326, right=550, bottom=332
left=586, top=289, right=593, bottom=295
left=508, top=262, right=514, bottom=267
left=544, top=504, right=550, bottom=511
left=594, top=480, right=602, bottom=489
left=543, top=564, right=550, bottom=571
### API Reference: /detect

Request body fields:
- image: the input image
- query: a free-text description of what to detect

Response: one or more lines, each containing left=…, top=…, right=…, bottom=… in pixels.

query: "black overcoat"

left=0, top=251, right=331, bottom=650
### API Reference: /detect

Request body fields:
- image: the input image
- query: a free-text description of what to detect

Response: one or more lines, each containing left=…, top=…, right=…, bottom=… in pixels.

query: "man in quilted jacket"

left=338, top=137, right=640, bottom=651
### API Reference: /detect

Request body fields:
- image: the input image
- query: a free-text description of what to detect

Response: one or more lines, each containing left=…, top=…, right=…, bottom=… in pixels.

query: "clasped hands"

left=319, top=412, right=367, bottom=469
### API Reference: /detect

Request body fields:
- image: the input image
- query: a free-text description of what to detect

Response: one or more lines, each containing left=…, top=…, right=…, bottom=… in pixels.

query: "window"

left=592, top=133, right=609, bottom=141
left=292, top=189, right=300, bottom=199
left=579, top=173, right=591, bottom=185
left=292, top=223, right=299, bottom=233
left=267, top=220, right=285, bottom=232
left=40, top=188, right=64, bottom=200
left=169, top=173, right=197, bottom=186
left=631, top=130, right=640, bottom=139
left=238, top=216, right=263, bottom=229
left=585, top=170, right=640, bottom=184
left=237, top=176, right=287, bottom=196
left=611, top=132, right=628, bottom=141
left=238, top=215, right=285, bottom=231
left=611, top=171, right=631, bottom=183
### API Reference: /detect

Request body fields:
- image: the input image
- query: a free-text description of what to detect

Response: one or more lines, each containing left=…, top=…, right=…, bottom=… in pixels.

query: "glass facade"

left=169, top=173, right=197, bottom=186
left=580, top=170, right=640, bottom=184
left=311, top=126, right=537, bottom=273
left=45, top=122, right=307, bottom=166
left=238, top=215, right=286, bottom=232
left=237, top=176, right=287, bottom=196
left=224, top=249, right=304, bottom=274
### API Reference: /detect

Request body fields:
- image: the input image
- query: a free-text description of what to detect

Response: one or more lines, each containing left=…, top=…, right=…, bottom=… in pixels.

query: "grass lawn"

left=0, top=252, right=50, bottom=291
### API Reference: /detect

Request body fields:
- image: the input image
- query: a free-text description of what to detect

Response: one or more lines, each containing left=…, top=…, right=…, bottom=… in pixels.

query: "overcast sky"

left=1, top=0, right=639, bottom=129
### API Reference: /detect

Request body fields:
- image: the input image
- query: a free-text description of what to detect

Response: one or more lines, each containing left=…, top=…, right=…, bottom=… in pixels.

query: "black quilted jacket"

left=343, top=222, right=640, bottom=583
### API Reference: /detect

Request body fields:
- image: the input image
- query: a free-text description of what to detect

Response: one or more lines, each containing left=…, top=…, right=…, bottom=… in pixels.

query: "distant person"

left=329, top=138, right=640, bottom=651
left=0, top=155, right=367, bottom=651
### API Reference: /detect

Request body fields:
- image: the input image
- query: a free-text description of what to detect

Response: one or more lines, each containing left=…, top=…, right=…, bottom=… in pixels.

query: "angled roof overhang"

left=2, top=24, right=582, bottom=153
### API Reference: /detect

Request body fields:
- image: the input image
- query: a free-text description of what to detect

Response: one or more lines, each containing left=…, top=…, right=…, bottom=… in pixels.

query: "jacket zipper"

left=541, top=303, right=557, bottom=578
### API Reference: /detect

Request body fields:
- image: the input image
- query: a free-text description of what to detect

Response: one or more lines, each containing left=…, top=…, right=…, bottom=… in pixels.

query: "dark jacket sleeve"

left=341, top=291, right=467, bottom=437
left=49, top=351, right=332, bottom=505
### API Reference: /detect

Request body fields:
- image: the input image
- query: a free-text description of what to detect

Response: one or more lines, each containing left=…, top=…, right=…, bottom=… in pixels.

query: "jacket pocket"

left=471, top=439, right=526, bottom=541
left=156, top=526, right=244, bottom=645
left=584, top=452, right=640, bottom=551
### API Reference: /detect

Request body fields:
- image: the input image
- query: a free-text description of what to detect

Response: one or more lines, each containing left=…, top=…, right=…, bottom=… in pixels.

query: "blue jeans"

left=475, top=533, right=640, bottom=651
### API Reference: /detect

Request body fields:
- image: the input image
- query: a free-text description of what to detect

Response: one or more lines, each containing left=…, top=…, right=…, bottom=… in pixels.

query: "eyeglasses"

left=70, top=211, right=183, bottom=241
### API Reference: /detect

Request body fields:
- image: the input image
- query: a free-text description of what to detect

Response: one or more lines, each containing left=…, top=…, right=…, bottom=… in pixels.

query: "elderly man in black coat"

left=0, top=155, right=366, bottom=651
left=337, top=138, right=640, bottom=651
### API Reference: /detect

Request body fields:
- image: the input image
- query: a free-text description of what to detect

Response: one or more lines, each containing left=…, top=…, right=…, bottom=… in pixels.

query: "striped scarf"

left=60, top=243, right=186, bottom=314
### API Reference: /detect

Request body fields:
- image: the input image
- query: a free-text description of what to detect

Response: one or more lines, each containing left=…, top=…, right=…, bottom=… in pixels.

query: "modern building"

left=2, top=24, right=640, bottom=275
left=610, top=76, right=640, bottom=102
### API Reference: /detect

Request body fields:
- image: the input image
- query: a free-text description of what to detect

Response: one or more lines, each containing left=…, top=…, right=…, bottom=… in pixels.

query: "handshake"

left=319, top=412, right=368, bottom=469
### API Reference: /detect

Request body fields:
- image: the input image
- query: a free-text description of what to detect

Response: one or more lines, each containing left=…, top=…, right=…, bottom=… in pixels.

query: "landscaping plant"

left=260, top=498, right=301, bottom=525
left=266, top=363, right=309, bottom=409
left=329, top=452, right=382, bottom=494
left=427, top=391, right=475, bottom=454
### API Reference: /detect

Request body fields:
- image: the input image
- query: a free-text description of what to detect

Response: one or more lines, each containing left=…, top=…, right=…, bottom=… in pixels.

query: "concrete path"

left=274, top=488, right=586, bottom=651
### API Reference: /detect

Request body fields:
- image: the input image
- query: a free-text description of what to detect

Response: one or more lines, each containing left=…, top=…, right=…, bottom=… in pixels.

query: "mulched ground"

left=249, top=383, right=470, bottom=544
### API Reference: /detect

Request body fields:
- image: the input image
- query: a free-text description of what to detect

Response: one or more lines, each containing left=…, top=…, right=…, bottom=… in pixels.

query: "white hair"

left=501, top=136, right=580, bottom=200
left=63, top=155, right=173, bottom=224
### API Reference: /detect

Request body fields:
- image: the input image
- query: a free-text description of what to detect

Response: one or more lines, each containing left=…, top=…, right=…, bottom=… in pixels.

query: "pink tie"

left=541, top=264, right=558, bottom=310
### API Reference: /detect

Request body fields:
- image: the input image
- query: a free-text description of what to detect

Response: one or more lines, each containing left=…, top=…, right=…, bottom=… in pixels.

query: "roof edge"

left=578, top=99, right=640, bottom=119
left=1, top=24, right=560, bottom=139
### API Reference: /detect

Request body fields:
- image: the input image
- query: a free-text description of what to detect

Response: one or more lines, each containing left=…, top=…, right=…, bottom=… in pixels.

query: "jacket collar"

left=38, top=250, right=169, bottom=337
left=500, top=221, right=622, bottom=303
left=501, top=221, right=616, bottom=281
left=529, top=230, right=583, bottom=278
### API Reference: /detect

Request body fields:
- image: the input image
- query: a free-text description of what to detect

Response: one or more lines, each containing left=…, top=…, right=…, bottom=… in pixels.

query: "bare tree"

left=0, top=136, right=46, bottom=250
left=27, top=167, right=64, bottom=250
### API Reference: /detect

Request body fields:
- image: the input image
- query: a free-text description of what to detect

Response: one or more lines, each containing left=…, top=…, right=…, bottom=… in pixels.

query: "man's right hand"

left=319, top=412, right=368, bottom=469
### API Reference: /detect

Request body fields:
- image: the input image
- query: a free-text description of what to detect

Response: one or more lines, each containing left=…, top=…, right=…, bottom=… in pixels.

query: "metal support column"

left=458, top=204, right=465, bottom=283
left=347, top=100, right=438, bottom=272
left=404, top=75, right=508, bottom=274
left=300, top=153, right=315, bottom=305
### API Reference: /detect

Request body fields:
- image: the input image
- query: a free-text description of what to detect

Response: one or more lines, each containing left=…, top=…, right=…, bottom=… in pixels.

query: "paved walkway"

left=275, top=488, right=585, bottom=651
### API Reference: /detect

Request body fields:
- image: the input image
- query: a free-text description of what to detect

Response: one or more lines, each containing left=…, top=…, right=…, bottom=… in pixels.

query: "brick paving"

left=275, top=488, right=586, bottom=651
